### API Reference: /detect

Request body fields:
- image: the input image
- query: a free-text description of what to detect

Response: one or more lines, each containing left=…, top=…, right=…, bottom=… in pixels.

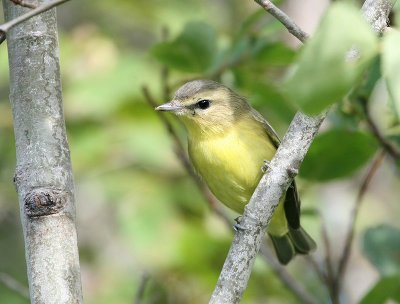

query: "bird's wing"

left=250, top=108, right=281, bottom=148
left=251, top=108, right=301, bottom=229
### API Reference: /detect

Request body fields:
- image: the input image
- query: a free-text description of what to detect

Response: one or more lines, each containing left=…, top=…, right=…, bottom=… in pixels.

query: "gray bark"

left=209, top=113, right=324, bottom=304
left=2, top=1, right=83, bottom=303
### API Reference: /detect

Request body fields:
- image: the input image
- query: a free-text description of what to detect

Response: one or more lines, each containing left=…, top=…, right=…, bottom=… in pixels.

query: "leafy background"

left=0, top=0, right=400, bottom=303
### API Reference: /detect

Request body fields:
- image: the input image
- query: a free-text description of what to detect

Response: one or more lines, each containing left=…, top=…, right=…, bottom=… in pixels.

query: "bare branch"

left=259, top=244, right=318, bottom=304
left=361, top=97, right=400, bottom=160
left=209, top=113, right=325, bottom=304
left=0, top=272, right=29, bottom=299
left=305, top=256, right=329, bottom=287
left=253, top=0, right=309, bottom=43
left=10, top=0, right=37, bottom=9
left=0, top=0, right=70, bottom=44
left=134, top=272, right=150, bottom=304
left=321, top=223, right=339, bottom=304
left=336, top=150, right=386, bottom=287
left=362, top=0, right=396, bottom=34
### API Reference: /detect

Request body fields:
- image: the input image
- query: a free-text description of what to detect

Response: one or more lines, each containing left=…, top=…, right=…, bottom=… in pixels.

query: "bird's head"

left=155, top=80, right=250, bottom=136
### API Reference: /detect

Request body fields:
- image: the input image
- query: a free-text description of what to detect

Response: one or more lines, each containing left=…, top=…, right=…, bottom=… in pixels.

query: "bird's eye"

left=197, top=99, right=210, bottom=110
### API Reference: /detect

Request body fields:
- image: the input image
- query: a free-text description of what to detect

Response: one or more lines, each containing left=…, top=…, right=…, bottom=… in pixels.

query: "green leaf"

left=152, top=22, right=217, bottom=72
left=382, top=29, right=400, bottom=118
left=360, top=275, right=400, bottom=304
left=284, top=2, right=378, bottom=115
left=300, top=129, right=378, bottom=181
left=362, top=225, right=400, bottom=275
left=249, top=81, right=296, bottom=123
left=239, top=9, right=266, bottom=37
left=354, top=55, right=382, bottom=99
left=254, top=41, right=296, bottom=65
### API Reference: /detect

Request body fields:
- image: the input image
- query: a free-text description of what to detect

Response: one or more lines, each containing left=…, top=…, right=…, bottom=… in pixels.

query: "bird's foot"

left=261, top=160, right=271, bottom=173
left=286, top=167, right=299, bottom=178
left=233, top=216, right=246, bottom=231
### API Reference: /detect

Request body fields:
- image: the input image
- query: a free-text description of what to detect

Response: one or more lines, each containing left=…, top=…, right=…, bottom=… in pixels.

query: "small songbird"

left=156, top=80, right=316, bottom=264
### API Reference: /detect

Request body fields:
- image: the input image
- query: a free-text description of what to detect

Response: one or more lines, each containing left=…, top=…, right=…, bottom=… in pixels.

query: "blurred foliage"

left=362, top=225, right=400, bottom=275
left=284, top=3, right=378, bottom=115
left=382, top=29, right=400, bottom=119
left=360, top=275, right=400, bottom=304
left=301, top=129, right=378, bottom=180
left=0, top=0, right=400, bottom=304
left=152, top=22, right=217, bottom=73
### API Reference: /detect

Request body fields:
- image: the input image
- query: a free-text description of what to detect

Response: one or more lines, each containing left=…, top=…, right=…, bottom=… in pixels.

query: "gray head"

left=155, top=80, right=251, bottom=134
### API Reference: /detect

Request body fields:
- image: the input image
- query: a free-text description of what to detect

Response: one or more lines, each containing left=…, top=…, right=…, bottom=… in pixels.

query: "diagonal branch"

left=254, top=0, right=309, bottom=43
left=10, top=0, right=37, bottom=9
left=259, top=243, right=318, bottom=304
left=209, top=113, right=325, bottom=304
left=0, top=272, right=29, bottom=299
left=336, top=150, right=386, bottom=289
left=360, top=97, right=400, bottom=160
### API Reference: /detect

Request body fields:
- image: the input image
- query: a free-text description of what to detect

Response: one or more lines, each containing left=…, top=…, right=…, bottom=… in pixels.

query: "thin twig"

left=134, top=272, right=150, bottom=304
left=10, top=0, right=37, bottom=9
left=305, top=256, right=329, bottom=287
left=259, top=243, right=318, bottom=304
left=0, top=0, right=70, bottom=44
left=321, top=223, right=339, bottom=304
left=254, top=0, right=309, bottom=43
left=360, top=97, right=400, bottom=160
left=336, top=150, right=386, bottom=285
left=0, top=272, right=29, bottom=299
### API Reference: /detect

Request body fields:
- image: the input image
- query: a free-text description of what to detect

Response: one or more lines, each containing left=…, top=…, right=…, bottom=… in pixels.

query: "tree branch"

left=10, top=0, right=37, bottom=9
left=321, top=222, right=339, bottom=304
left=253, top=0, right=309, bottom=43
left=134, top=272, right=150, bottom=304
left=361, top=0, right=395, bottom=34
left=0, top=272, right=29, bottom=299
left=209, top=113, right=325, bottom=304
left=0, top=0, right=70, bottom=44
left=335, top=150, right=386, bottom=290
left=360, top=97, right=400, bottom=160
left=259, top=243, right=318, bottom=304
left=3, top=0, right=82, bottom=302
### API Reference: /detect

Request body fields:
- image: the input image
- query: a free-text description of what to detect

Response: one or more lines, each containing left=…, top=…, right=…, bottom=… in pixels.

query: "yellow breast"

left=188, top=117, right=276, bottom=213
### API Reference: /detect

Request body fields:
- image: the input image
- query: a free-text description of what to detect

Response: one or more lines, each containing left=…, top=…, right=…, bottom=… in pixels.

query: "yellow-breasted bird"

left=156, top=80, right=316, bottom=264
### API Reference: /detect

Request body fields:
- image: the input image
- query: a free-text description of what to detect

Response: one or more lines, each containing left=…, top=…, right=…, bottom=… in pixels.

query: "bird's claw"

left=287, top=167, right=299, bottom=178
left=233, top=216, right=246, bottom=231
left=261, top=160, right=271, bottom=173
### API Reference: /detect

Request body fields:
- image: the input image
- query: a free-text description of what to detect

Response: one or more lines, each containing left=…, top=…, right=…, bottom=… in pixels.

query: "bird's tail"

left=269, top=226, right=316, bottom=265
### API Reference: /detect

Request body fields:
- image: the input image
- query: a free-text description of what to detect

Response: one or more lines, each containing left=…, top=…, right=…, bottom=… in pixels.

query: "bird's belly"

left=189, top=132, right=276, bottom=213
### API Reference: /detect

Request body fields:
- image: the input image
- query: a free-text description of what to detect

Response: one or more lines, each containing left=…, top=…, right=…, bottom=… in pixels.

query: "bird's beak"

left=155, top=101, right=183, bottom=112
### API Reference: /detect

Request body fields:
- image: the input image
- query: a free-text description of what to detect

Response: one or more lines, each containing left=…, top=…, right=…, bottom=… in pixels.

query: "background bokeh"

left=1, top=1, right=400, bottom=303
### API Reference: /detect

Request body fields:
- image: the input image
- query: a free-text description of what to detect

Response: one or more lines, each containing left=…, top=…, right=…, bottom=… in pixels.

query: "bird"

left=155, top=79, right=316, bottom=264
